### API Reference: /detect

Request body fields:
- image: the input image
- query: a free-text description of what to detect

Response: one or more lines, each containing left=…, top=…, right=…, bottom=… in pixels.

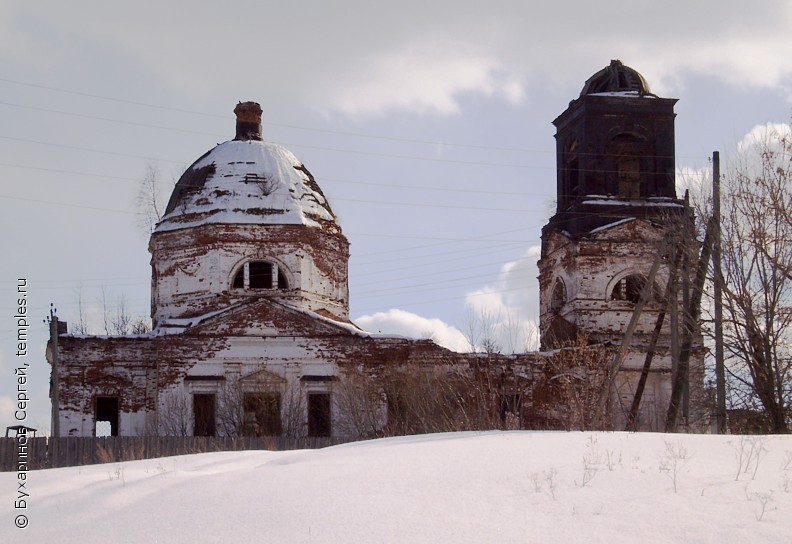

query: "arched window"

left=232, top=261, right=288, bottom=290
left=610, top=274, right=658, bottom=304
left=550, top=280, right=567, bottom=312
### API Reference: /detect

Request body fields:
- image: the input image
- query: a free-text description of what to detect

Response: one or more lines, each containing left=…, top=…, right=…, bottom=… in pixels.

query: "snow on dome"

left=156, top=103, right=339, bottom=233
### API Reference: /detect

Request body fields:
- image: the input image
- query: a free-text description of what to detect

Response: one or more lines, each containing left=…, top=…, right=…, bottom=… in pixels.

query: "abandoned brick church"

left=47, top=61, right=706, bottom=438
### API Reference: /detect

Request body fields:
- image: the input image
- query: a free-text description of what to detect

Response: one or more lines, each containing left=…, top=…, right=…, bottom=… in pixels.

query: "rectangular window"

left=96, top=396, right=120, bottom=437
left=308, top=393, right=332, bottom=437
left=193, top=393, right=216, bottom=437
left=244, top=393, right=282, bottom=437
left=248, top=262, right=273, bottom=289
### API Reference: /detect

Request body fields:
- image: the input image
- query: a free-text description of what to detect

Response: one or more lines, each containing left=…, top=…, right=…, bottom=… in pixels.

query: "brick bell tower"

left=537, top=61, right=704, bottom=430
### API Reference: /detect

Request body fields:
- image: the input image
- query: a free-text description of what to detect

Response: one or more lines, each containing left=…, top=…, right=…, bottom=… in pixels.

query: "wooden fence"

left=0, top=435, right=351, bottom=471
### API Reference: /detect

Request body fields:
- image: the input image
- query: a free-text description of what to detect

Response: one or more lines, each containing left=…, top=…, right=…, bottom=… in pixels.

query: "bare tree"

left=98, top=288, right=151, bottom=335
left=72, top=285, right=90, bottom=335
left=130, top=317, right=152, bottom=334
left=136, top=162, right=166, bottom=234
left=280, top=385, right=306, bottom=438
left=375, top=360, right=514, bottom=436
left=539, top=335, right=613, bottom=431
left=148, top=389, right=192, bottom=436
left=462, top=307, right=537, bottom=355
left=714, top=124, right=792, bottom=432
left=334, top=366, right=386, bottom=439
left=216, top=381, right=245, bottom=437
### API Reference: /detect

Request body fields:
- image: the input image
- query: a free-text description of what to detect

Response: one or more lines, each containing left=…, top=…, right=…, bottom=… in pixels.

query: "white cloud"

left=356, top=247, right=543, bottom=355
left=356, top=308, right=470, bottom=352
left=464, top=246, right=541, bottom=353
left=325, top=38, right=525, bottom=118
left=0, top=396, right=14, bottom=424
left=7, top=3, right=792, bottom=115
left=737, top=122, right=792, bottom=154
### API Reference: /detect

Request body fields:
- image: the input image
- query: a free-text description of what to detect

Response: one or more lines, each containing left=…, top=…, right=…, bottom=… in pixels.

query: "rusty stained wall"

left=538, top=218, right=707, bottom=430
left=171, top=329, right=493, bottom=438
left=149, top=223, right=350, bottom=324
left=55, top=334, right=230, bottom=436
left=53, top=311, right=544, bottom=438
left=54, top=303, right=461, bottom=438
left=539, top=220, right=677, bottom=346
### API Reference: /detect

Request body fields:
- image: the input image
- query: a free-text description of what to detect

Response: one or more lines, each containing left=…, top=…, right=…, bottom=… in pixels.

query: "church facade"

left=47, top=62, right=706, bottom=438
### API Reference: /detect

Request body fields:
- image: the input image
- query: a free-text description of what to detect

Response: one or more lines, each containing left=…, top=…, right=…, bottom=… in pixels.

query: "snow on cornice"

left=581, top=196, right=683, bottom=208
left=589, top=217, right=637, bottom=234
left=586, top=91, right=655, bottom=98
left=154, top=303, right=247, bottom=334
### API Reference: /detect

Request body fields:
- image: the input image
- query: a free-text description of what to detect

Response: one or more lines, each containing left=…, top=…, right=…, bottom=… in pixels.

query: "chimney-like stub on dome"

left=234, top=101, right=263, bottom=141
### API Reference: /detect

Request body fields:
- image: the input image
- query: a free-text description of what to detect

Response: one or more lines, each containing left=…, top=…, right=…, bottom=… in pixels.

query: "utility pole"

left=47, top=305, right=61, bottom=438
left=665, top=216, right=714, bottom=432
left=712, top=151, right=727, bottom=433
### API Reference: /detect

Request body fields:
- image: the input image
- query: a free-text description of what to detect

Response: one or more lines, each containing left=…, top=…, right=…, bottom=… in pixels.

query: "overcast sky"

left=1, top=1, right=791, bottom=433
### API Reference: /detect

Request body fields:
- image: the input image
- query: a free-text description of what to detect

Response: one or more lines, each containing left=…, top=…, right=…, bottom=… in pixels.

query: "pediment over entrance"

left=238, top=368, right=287, bottom=387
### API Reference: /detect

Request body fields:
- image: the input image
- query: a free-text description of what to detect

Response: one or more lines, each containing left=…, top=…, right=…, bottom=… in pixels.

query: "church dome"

left=579, top=60, right=653, bottom=97
left=156, top=102, right=339, bottom=234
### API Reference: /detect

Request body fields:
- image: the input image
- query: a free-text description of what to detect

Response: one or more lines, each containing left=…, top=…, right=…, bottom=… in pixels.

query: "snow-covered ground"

left=3, top=431, right=791, bottom=543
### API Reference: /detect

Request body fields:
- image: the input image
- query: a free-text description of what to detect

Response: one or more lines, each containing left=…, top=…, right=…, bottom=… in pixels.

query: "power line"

left=0, top=100, right=225, bottom=139
left=0, top=76, right=716, bottom=167
left=0, top=161, right=553, bottom=197
left=355, top=269, right=519, bottom=297
left=0, top=162, right=141, bottom=184
left=0, top=135, right=185, bottom=164
left=335, top=196, right=542, bottom=213
left=354, top=255, right=527, bottom=288
left=0, top=76, right=548, bottom=153
left=353, top=242, right=527, bottom=274
left=0, top=101, right=541, bottom=169
left=352, top=226, right=532, bottom=260
left=351, top=284, right=534, bottom=314
left=0, top=184, right=546, bottom=217
left=323, top=176, right=551, bottom=197
left=0, top=98, right=711, bottom=168
left=0, top=193, right=135, bottom=214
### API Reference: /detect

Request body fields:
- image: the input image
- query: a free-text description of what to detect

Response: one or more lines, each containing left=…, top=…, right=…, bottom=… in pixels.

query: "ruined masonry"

left=538, top=61, right=705, bottom=429
left=47, top=61, right=705, bottom=437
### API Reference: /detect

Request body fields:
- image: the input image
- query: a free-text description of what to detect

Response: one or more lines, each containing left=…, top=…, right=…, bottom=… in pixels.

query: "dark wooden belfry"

left=546, top=60, right=680, bottom=238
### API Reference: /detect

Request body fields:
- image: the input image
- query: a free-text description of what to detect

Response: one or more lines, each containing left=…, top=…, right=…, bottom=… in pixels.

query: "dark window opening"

left=611, top=275, right=657, bottom=304
left=617, top=155, right=641, bottom=198
left=193, top=393, right=216, bottom=437
left=249, top=261, right=273, bottom=289
left=308, top=393, right=332, bottom=437
left=232, top=261, right=288, bottom=290
left=550, top=281, right=567, bottom=312
left=232, top=269, right=244, bottom=289
left=244, top=393, right=282, bottom=437
left=95, top=396, right=119, bottom=437
left=612, top=133, right=644, bottom=199
left=500, top=393, right=523, bottom=426
left=562, top=138, right=580, bottom=207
